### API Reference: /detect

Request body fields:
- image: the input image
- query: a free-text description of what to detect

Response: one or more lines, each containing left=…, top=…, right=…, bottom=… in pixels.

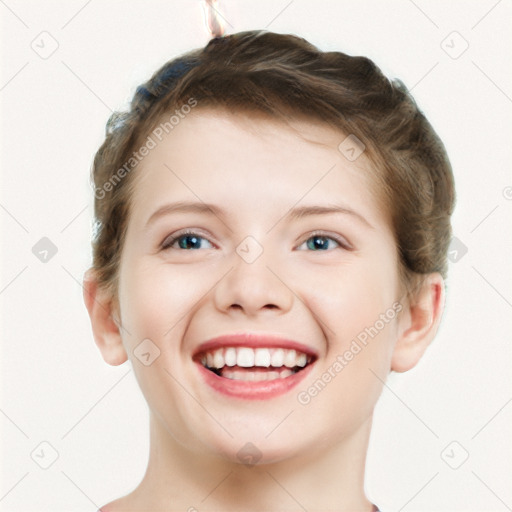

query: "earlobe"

left=83, top=269, right=128, bottom=366
left=391, top=273, right=445, bottom=373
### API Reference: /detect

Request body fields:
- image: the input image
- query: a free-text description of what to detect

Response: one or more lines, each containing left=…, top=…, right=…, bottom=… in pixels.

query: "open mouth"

left=195, top=347, right=315, bottom=382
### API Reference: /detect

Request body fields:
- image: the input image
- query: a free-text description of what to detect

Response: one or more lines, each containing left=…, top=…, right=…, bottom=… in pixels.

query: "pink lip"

left=193, top=333, right=318, bottom=400
left=195, top=361, right=314, bottom=400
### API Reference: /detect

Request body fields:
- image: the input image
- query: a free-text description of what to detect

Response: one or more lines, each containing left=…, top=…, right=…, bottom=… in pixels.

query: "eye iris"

left=171, top=234, right=338, bottom=250
left=307, top=235, right=329, bottom=250
left=178, top=234, right=202, bottom=249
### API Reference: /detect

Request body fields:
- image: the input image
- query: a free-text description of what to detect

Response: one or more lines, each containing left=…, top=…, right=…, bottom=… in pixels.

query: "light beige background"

left=1, top=1, right=511, bottom=510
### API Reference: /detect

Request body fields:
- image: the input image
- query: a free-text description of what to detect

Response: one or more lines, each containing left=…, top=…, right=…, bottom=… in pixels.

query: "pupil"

left=308, top=236, right=328, bottom=250
left=179, top=235, right=201, bottom=249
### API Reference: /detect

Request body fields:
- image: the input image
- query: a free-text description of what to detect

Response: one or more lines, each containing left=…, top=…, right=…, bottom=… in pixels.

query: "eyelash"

left=160, top=229, right=351, bottom=251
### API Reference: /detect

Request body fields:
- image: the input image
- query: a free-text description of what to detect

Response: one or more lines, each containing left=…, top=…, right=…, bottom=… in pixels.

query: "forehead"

left=128, top=107, right=390, bottom=231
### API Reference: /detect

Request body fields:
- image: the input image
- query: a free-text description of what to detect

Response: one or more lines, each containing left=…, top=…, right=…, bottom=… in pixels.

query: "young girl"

left=83, top=30, right=455, bottom=511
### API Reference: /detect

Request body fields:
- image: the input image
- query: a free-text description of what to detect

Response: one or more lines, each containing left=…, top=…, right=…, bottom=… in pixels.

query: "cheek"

left=117, top=261, right=204, bottom=432
left=303, top=256, right=399, bottom=343
left=120, top=259, right=210, bottom=341
left=298, top=253, right=400, bottom=419
left=297, top=291, right=398, bottom=444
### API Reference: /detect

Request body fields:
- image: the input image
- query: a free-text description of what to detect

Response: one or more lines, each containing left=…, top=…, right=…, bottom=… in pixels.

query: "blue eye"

left=161, top=231, right=349, bottom=252
left=162, top=231, right=213, bottom=250
left=299, top=234, right=344, bottom=251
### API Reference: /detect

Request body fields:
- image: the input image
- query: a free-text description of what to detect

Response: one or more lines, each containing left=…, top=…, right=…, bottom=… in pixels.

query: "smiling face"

left=112, top=108, right=405, bottom=463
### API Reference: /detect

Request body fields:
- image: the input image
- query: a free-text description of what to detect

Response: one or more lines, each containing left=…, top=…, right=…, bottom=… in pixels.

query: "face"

left=115, top=108, right=404, bottom=464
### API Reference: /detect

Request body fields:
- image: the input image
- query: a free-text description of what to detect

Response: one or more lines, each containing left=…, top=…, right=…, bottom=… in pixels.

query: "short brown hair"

left=90, top=30, right=455, bottom=302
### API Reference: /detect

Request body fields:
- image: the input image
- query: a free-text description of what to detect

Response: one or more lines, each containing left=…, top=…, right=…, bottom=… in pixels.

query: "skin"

left=84, top=108, right=445, bottom=511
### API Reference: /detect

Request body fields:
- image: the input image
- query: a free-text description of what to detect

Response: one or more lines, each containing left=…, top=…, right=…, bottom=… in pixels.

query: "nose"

left=213, top=247, right=294, bottom=317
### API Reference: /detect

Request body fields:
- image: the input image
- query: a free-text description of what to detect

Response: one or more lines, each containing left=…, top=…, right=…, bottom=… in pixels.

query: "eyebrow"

left=145, top=201, right=374, bottom=229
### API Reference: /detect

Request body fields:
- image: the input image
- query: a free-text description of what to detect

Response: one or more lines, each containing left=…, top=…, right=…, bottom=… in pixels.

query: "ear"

left=83, top=268, right=128, bottom=366
left=391, top=273, right=445, bottom=373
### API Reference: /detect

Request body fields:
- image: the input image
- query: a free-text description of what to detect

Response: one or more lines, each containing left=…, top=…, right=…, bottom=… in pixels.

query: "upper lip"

left=193, top=332, right=319, bottom=359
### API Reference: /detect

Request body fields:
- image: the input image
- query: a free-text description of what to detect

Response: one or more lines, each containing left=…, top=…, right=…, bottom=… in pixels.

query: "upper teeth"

left=201, top=347, right=309, bottom=369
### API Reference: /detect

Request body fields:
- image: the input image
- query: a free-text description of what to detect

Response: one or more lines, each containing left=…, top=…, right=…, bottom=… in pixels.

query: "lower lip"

left=196, top=362, right=314, bottom=400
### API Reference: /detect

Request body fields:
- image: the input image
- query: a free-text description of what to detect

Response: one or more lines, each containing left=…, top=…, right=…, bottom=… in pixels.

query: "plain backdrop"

left=1, top=1, right=511, bottom=511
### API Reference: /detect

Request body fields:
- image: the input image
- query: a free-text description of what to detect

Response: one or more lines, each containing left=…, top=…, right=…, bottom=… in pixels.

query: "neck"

left=129, top=412, right=375, bottom=511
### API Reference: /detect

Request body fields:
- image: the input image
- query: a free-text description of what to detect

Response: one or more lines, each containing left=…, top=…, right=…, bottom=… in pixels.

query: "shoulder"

left=97, top=497, right=122, bottom=512
left=97, top=494, right=142, bottom=512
